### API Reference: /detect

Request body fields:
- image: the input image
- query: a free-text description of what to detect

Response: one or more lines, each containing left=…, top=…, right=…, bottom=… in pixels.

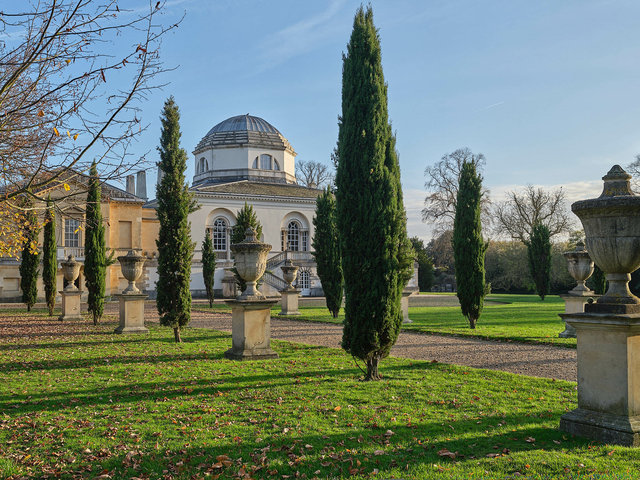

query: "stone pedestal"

left=559, top=293, right=598, bottom=338
left=280, top=289, right=301, bottom=315
left=59, top=290, right=82, bottom=321
left=559, top=312, right=640, bottom=446
left=225, top=299, right=279, bottom=360
left=401, top=287, right=418, bottom=324
left=114, top=294, right=149, bottom=334
left=222, top=269, right=237, bottom=298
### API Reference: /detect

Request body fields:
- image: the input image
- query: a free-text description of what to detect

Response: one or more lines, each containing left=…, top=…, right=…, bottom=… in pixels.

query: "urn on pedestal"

left=58, top=255, right=82, bottom=321
left=558, top=242, right=596, bottom=338
left=559, top=165, right=640, bottom=446
left=279, top=259, right=301, bottom=315
left=114, top=250, right=148, bottom=334
left=225, top=228, right=278, bottom=360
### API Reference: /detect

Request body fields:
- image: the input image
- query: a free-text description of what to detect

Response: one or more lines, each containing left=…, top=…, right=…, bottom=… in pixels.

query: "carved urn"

left=280, top=259, right=299, bottom=291
left=118, top=250, right=146, bottom=294
left=61, top=255, right=81, bottom=291
left=571, top=165, right=640, bottom=312
left=564, top=241, right=594, bottom=294
left=231, top=228, right=271, bottom=300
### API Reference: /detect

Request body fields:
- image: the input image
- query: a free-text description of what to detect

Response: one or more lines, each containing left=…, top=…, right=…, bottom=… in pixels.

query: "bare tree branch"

left=296, top=160, right=333, bottom=188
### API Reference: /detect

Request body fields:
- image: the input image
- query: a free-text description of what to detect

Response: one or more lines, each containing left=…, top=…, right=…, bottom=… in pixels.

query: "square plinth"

left=559, top=311, right=640, bottom=445
left=114, top=294, right=149, bottom=334
left=58, top=290, right=82, bottom=321
left=279, top=289, right=301, bottom=315
left=224, top=299, right=279, bottom=360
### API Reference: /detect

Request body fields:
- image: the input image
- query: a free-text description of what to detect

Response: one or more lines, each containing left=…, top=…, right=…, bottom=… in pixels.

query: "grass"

left=1, top=310, right=639, bottom=479
left=198, top=294, right=573, bottom=348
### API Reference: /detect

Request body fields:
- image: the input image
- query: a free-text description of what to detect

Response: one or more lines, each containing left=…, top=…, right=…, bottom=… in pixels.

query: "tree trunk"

left=469, top=317, right=477, bottom=329
left=332, top=310, right=339, bottom=319
left=174, top=327, right=182, bottom=343
left=365, top=356, right=381, bottom=381
left=209, top=298, right=213, bottom=308
left=93, top=313, right=98, bottom=326
left=27, top=304, right=31, bottom=312
left=48, top=306, right=53, bottom=316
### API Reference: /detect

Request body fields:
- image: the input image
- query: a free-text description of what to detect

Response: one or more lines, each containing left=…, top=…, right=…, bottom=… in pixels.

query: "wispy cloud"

left=478, top=101, right=504, bottom=112
left=252, top=0, right=348, bottom=74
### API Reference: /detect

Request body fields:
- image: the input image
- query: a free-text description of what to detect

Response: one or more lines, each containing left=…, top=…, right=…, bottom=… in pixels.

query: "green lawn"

left=1, top=311, right=638, bottom=479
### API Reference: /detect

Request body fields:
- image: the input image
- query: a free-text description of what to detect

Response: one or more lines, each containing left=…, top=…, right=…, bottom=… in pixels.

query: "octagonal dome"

left=194, top=114, right=295, bottom=155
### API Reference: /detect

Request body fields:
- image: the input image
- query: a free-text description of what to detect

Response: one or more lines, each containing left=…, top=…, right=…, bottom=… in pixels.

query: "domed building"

left=145, top=114, right=324, bottom=298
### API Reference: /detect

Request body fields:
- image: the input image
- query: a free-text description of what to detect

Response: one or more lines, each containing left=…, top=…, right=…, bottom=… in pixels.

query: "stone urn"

left=564, top=241, right=594, bottom=294
left=231, top=227, right=271, bottom=300
left=280, top=259, right=299, bottom=291
left=61, top=255, right=81, bottom=291
left=571, top=165, right=640, bottom=312
left=118, top=250, right=146, bottom=294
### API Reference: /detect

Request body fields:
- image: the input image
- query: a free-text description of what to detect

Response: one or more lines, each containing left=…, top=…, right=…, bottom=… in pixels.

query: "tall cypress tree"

left=312, top=187, right=343, bottom=318
left=201, top=232, right=216, bottom=307
left=526, top=224, right=552, bottom=300
left=156, top=96, right=195, bottom=343
left=20, top=199, right=40, bottom=312
left=452, top=160, right=487, bottom=329
left=84, top=161, right=108, bottom=325
left=42, top=196, right=57, bottom=316
left=336, top=6, right=412, bottom=380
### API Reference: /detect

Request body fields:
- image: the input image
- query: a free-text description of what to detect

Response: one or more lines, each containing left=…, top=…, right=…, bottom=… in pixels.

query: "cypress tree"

left=42, top=196, right=57, bottom=316
left=202, top=232, right=216, bottom=307
left=589, top=264, right=607, bottom=295
left=20, top=199, right=40, bottom=312
left=312, top=187, right=343, bottom=318
left=336, top=6, right=413, bottom=380
left=231, top=203, right=263, bottom=293
left=452, top=160, right=487, bottom=329
left=156, top=96, right=195, bottom=343
left=84, top=161, right=109, bottom=325
left=526, top=224, right=552, bottom=300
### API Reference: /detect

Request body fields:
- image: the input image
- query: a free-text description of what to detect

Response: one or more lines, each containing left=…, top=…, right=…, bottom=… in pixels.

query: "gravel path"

left=185, top=307, right=577, bottom=383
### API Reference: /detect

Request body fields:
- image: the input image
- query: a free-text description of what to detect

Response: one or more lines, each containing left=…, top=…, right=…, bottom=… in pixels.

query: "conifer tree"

left=20, top=200, right=40, bottom=312
left=42, top=196, right=57, bottom=316
left=156, top=96, right=195, bottom=343
left=230, top=203, right=263, bottom=293
left=201, top=232, right=216, bottom=307
left=452, top=160, right=487, bottom=329
left=336, top=6, right=413, bottom=380
left=526, top=224, right=552, bottom=300
left=84, top=161, right=111, bottom=325
left=312, top=187, right=343, bottom=318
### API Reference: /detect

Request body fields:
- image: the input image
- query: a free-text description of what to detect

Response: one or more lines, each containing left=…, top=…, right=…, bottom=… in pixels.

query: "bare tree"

left=626, top=154, right=640, bottom=192
left=493, top=185, right=573, bottom=243
left=422, top=148, right=491, bottom=232
left=0, top=1, right=179, bottom=204
left=296, top=160, right=333, bottom=188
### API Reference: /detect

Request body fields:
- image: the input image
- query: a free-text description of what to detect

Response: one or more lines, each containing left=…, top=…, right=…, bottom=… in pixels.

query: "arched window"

left=212, top=218, right=228, bottom=253
left=273, top=159, right=280, bottom=171
left=260, top=154, right=272, bottom=170
left=198, top=157, right=207, bottom=174
left=252, top=156, right=259, bottom=169
left=287, top=221, right=300, bottom=251
left=296, top=269, right=310, bottom=291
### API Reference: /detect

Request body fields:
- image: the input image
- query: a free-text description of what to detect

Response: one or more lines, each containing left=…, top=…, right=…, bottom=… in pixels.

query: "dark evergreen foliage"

left=84, top=161, right=110, bottom=325
left=526, top=224, right=552, bottom=300
left=42, top=196, right=57, bottom=316
left=156, top=97, right=195, bottom=343
left=201, top=233, right=216, bottom=307
left=231, top=203, right=263, bottom=293
left=336, top=6, right=413, bottom=380
left=589, top=264, right=607, bottom=295
left=452, top=160, right=487, bottom=329
left=410, top=237, right=435, bottom=292
left=20, top=200, right=40, bottom=312
left=312, top=187, right=343, bottom=318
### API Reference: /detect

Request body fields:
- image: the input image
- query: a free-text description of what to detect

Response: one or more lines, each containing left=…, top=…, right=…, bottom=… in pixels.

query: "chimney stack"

left=126, top=174, right=135, bottom=195
left=136, top=170, right=147, bottom=200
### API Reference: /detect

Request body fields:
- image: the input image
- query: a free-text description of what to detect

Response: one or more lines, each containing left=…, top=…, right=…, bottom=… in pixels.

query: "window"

left=253, top=154, right=277, bottom=170
left=212, top=218, right=228, bottom=252
left=273, top=159, right=280, bottom=171
left=287, top=221, right=299, bottom=251
left=65, top=218, right=80, bottom=247
left=252, top=156, right=259, bottom=169
left=296, top=269, right=310, bottom=290
left=260, top=154, right=272, bottom=170
left=198, top=157, right=207, bottom=174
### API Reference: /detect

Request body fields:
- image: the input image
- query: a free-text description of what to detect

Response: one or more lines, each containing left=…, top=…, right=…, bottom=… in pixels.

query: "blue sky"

left=126, top=0, right=640, bottom=240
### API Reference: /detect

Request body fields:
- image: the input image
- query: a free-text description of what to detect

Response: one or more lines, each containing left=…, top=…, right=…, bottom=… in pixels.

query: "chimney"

left=136, top=170, right=147, bottom=199
left=126, top=174, right=135, bottom=195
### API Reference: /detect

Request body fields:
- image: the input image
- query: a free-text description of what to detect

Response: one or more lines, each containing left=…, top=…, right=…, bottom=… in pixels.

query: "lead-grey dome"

left=194, top=114, right=294, bottom=155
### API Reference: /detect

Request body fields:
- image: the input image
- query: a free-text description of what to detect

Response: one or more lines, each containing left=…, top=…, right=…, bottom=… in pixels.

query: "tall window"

left=260, top=154, right=272, bottom=170
left=273, top=159, right=280, bottom=171
left=65, top=218, right=80, bottom=247
left=198, top=158, right=207, bottom=173
left=287, top=221, right=299, bottom=251
left=252, top=154, right=277, bottom=170
left=212, top=218, right=228, bottom=252
left=296, top=269, right=310, bottom=290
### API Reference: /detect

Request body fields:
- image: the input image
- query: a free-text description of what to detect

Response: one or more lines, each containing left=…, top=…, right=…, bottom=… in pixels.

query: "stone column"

left=59, top=255, right=82, bottom=321
left=114, top=250, right=148, bottom=334
left=224, top=228, right=278, bottom=360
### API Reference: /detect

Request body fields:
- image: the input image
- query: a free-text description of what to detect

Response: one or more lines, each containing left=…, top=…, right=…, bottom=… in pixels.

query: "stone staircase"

left=262, top=251, right=315, bottom=292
